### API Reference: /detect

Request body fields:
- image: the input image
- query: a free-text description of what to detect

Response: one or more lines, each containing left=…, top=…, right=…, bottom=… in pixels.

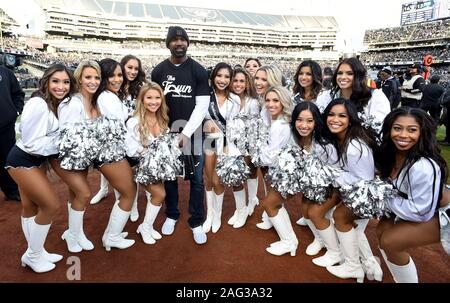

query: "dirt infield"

left=0, top=170, right=449, bottom=283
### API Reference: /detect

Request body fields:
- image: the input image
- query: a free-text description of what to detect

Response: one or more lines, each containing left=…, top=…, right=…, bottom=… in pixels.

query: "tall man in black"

left=420, top=74, right=444, bottom=124
left=151, top=26, right=210, bottom=244
left=0, top=65, right=24, bottom=201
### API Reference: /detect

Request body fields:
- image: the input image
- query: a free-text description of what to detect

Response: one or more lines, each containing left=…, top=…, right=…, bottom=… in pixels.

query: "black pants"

left=164, top=154, right=205, bottom=228
left=0, top=124, right=19, bottom=196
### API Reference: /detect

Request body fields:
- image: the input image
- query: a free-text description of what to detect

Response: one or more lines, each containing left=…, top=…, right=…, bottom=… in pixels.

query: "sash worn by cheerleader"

left=208, top=92, right=228, bottom=148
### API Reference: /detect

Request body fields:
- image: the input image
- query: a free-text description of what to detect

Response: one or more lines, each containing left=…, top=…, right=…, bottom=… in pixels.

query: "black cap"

left=166, top=26, right=189, bottom=48
left=410, top=63, right=422, bottom=70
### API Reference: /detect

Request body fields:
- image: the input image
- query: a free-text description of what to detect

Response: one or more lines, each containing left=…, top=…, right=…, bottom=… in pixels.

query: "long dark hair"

left=292, top=60, right=323, bottom=101
left=323, top=98, right=378, bottom=166
left=331, top=57, right=372, bottom=111
left=93, top=58, right=123, bottom=106
left=378, top=107, right=447, bottom=180
left=291, top=101, right=329, bottom=148
left=232, top=67, right=257, bottom=99
left=120, top=54, right=146, bottom=100
left=31, top=63, right=76, bottom=116
left=210, top=62, right=233, bottom=99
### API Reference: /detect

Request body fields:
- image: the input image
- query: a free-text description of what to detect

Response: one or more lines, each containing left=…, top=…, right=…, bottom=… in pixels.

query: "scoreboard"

left=400, top=0, right=436, bottom=25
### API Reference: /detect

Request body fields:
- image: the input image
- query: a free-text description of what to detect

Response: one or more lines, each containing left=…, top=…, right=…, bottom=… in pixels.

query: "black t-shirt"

left=151, top=57, right=209, bottom=133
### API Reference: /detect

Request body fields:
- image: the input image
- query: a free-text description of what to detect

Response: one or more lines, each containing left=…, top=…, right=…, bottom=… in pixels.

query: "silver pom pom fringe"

left=135, top=133, right=183, bottom=185
left=248, top=116, right=269, bottom=167
left=226, top=114, right=250, bottom=156
left=339, top=176, right=394, bottom=219
left=58, top=119, right=100, bottom=170
left=266, top=145, right=305, bottom=198
left=94, top=117, right=127, bottom=163
left=216, top=155, right=250, bottom=187
left=298, top=153, right=342, bottom=204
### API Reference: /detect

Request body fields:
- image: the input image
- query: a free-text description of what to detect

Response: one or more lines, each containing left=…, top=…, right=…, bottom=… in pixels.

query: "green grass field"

left=437, top=126, right=450, bottom=182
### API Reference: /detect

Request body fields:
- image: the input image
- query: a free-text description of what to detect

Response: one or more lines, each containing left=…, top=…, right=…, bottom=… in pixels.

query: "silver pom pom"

left=135, top=133, right=183, bottom=185
left=248, top=116, right=269, bottom=167
left=226, top=114, right=249, bottom=156
left=58, top=120, right=100, bottom=170
left=216, top=155, right=250, bottom=187
left=339, top=176, right=394, bottom=219
left=266, top=145, right=306, bottom=198
left=358, top=112, right=382, bottom=135
left=298, top=154, right=342, bottom=204
left=123, top=97, right=136, bottom=117
left=95, top=117, right=127, bottom=163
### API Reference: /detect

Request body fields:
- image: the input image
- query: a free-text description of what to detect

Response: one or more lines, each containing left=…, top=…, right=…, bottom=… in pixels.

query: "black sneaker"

left=5, top=192, right=21, bottom=202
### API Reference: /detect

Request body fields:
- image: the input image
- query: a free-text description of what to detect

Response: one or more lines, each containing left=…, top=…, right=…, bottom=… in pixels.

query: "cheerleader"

left=263, top=101, right=337, bottom=256
left=316, top=99, right=378, bottom=283
left=6, top=64, right=76, bottom=273
left=316, top=57, right=390, bottom=132
left=50, top=60, right=101, bottom=253
left=244, top=57, right=261, bottom=78
left=230, top=67, right=260, bottom=219
left=376, top=107, right=448, bottom=283
left=292, top=60, right=324, bottom=105
left=125, top=82, right=173, bottom=245
left=202, top=63, right=242, bottom=233
left=254, top=65, right=284, bottom=125
left=316, top=57, right=389, bottom=279
left=294, top=102, right=337, bottom=256
left=90, top=55, right=146, bottom=224
left=252, top=85, right=293, bottom=250
left=94, top=58, right=137, bottom=251
left=120, top=54, right=146, bottom=115
left=231, top=67, right=259, bottom=118
left=291, top=60, right=324, bottom=227
left=253, top=65, right=285, bottom=230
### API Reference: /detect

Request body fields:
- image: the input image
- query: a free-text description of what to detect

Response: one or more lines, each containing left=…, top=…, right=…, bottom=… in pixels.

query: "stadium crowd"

left=364, top=17, right=450, bottom=44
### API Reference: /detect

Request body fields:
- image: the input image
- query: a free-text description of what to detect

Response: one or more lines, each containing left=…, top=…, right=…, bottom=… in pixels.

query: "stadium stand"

left=37, top=0, right=339, bottom=61
left=361, top=16, right=450, bottom=87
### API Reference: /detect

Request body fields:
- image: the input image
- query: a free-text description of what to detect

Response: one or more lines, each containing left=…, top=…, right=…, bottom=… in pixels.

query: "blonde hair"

left=73, top=60, right=101, bottom=90
left=256, top=65, right=283, bottom=88
left=134, top=82, right=169, bottom=145
left=264, top=85, right=293, bottom=122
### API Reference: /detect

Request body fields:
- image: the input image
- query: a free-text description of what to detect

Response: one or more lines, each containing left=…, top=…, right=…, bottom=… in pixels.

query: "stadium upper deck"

left=0, top=8, right=19, bottom=35
left=37, top=0, right=338, bottom=50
